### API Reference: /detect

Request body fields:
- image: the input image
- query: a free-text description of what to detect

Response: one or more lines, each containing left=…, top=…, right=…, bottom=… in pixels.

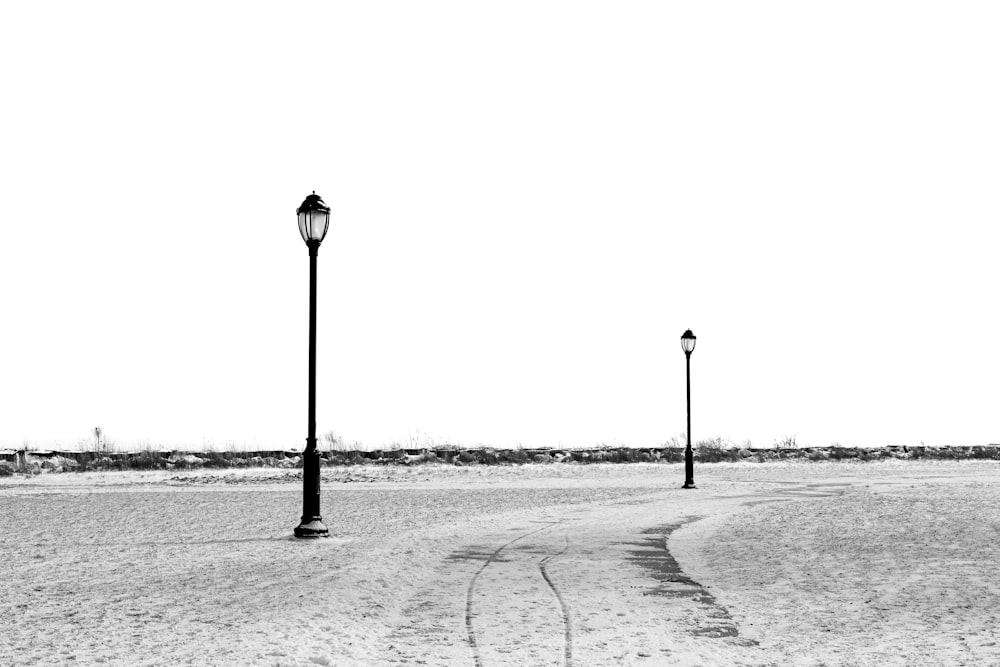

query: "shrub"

left=623, top=448, right=644, bottom=463
left=322, top=431, right=350, bottom=451
left=695, top=437, right=740, bottom=463
left=828, top=446, right=854, bottom=460
left=479, top=449, right=500, bottom=465
left=773, top=435, right=798, bottom=449
left=660, top=448, right=685, bottom=463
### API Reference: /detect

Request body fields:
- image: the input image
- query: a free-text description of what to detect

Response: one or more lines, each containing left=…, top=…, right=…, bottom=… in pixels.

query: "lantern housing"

left=297, top=192, right=330, bottom=244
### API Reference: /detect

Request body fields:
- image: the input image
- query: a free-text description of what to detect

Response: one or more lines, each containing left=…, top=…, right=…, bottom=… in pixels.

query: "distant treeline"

left=2, top=444, right=999, bottom=474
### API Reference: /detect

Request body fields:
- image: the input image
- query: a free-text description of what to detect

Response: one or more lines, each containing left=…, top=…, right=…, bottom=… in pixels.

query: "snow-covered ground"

left=2, top=460, right=998, bottom=665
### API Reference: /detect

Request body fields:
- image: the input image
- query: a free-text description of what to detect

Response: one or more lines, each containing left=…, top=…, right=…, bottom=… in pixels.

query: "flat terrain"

left=2, top=461, right=998, bottom=666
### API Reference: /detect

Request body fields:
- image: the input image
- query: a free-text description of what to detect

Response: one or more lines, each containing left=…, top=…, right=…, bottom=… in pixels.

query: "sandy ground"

left=1, top=460, right=998, bottom=666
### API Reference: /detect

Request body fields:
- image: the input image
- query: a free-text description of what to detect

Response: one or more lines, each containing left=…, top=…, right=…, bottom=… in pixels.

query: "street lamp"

left=294, top=192, right=331, bottom=538
left=681, top=329, right=697, bottom=489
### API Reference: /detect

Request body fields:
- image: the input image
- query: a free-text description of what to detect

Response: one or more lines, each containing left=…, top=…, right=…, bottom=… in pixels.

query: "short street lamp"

left=681, top=329, right=697, bottom=489
left=294, top=192, right=331, bottom=538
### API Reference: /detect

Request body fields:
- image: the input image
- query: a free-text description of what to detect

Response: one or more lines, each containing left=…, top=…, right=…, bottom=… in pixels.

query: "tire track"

left=465, top=521, right=560, bottom=667
left=538, top=531, right=573, bottom=667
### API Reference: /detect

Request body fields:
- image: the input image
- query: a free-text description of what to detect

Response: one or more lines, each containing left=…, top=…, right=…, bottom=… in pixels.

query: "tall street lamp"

left=681, top=329, right=697, bottom=489
left=294, top=192, right=331, bottom=538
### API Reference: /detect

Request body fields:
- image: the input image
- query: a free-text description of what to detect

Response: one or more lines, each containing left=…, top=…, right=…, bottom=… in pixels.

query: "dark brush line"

left=465, top=522, right=560, bottom=667
left=538, top=530, right=573, bottom=667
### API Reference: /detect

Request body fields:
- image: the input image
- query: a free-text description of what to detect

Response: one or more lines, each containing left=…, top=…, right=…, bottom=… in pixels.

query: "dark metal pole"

left=295, top=240, right=328, bottom=537
left=683, top=350, right=696, bottom=489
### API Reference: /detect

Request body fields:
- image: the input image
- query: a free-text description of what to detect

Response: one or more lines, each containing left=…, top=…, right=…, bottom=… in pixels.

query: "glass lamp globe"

left=297, top=192, right=330, bottom=244
left=681, top=329, right=697, bottom=354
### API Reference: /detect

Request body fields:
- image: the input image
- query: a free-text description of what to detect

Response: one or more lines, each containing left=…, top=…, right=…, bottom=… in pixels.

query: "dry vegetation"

left=3, top=443, right=999, bottom=476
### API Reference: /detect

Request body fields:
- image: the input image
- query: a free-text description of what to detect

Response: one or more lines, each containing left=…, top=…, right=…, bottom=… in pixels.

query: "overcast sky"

left=2, top=2, right=997, bottom=451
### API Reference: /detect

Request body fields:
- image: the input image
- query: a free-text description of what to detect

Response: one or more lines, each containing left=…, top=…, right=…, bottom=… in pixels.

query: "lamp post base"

left=294, top=518, right=329, bottom=538
left=682, top=482, right=697, bottom=489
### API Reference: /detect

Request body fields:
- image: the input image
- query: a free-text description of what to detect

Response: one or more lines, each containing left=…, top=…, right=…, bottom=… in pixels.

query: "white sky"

left=1, top=2, right=998, bottom=451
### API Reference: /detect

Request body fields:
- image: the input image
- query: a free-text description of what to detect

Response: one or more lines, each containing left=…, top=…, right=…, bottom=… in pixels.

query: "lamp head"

left=297, top=191, right=330, bottom=245
left=681, top=329, right=697, bottom=354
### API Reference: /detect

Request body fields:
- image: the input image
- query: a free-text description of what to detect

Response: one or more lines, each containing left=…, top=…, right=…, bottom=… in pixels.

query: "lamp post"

left=681, top=329, right=697, bottom=489
left=294, top=192, right=331, bottom=538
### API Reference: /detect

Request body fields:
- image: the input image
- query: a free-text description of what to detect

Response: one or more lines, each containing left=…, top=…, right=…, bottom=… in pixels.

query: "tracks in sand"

left=465, top=520, right=574, bottom=667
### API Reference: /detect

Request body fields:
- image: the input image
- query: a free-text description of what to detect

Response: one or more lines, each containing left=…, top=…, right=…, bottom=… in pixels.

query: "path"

left=377, top=480, right=849, bottom=665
